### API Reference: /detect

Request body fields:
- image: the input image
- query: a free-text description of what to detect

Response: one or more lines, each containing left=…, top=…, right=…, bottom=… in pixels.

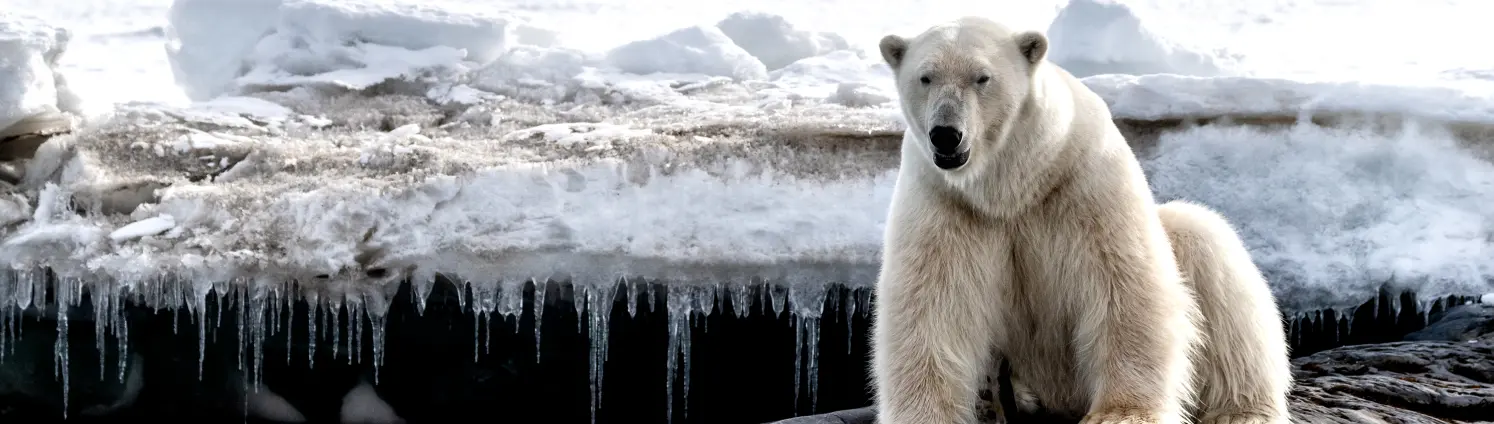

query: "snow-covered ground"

left=1, top=0, right=1492, bottom=418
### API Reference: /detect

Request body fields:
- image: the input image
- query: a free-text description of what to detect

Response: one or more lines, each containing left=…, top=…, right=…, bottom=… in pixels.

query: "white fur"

left=871, top=17, right=1291, bottom=424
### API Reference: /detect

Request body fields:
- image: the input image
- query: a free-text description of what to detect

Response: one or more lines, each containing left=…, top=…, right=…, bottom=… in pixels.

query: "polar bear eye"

left=919, top=75, right=932, bottom=85
left=976, top=75, right=991, bottom=84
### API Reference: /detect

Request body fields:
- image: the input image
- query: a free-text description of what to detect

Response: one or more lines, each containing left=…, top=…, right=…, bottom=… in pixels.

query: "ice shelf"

left=0, top=87, right=903, bottom=419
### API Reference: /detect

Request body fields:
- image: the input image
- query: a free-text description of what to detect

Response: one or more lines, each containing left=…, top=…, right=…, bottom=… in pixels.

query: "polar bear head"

left=879, top=17, right=1048, bottom=173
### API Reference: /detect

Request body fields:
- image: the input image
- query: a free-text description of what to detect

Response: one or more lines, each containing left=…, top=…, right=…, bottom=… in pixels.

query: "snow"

left=606, top=25, right=769, bottom=81
left=0, top=12, right=82, bottom=133
left=1088, top=74, right=1494, bottom=124
left=1047, top=0, right=1238, bottom=78
left=107, top=214, right=176, bottom=241
left=715, top=11, right=850, bottom=72
left=165, top=0, right=554, bottom=101
left=1146, top=123, right=1494, bottom=308
left=2, top=0, right=1494, bottom=419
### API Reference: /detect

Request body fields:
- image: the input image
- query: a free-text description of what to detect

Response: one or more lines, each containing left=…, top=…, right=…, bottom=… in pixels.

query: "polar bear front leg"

left=1072, top=212, right=1200, bottom=424
left=873, top=223, right=1011, bottom=424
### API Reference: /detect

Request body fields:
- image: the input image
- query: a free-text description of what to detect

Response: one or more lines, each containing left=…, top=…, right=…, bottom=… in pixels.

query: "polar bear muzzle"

left=927, top=125, right=969, bottom=169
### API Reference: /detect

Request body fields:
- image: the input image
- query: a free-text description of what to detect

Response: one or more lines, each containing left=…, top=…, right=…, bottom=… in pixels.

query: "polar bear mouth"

left=932, top=151, right=969, bottom=170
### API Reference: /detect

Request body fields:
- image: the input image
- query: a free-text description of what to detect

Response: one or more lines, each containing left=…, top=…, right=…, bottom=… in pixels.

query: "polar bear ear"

left=879, top=35, right=909, bottom=69
left=1015, top=31, right=1048, bottom=66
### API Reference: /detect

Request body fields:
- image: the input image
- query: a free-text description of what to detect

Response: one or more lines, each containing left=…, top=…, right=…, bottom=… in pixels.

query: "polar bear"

left=869, top=17, right=1292, bottom=424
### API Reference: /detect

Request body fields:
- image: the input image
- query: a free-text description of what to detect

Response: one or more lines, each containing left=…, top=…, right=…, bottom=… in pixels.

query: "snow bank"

left=1085, top=74, right=1494, bottom=126
left=715, top=11, right=850, bottom=72
left=163, top=2, right=891, bottom=111
left=605, top=25, right=768, bottom=81
left=1046, top=0, right=1238, bottom=78
left=165, top=0, right=555, bottom=101
left=164, top=0, right=283, bottom=102
left=0, top=12, right=82, bottom=134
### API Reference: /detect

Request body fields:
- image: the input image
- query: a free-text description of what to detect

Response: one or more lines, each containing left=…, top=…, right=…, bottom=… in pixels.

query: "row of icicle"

left=0, top=271, right=869, bottom=422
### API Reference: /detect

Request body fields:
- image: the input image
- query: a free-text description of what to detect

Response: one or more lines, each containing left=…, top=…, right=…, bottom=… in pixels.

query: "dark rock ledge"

left=778, top=304, right=1494, bottom=424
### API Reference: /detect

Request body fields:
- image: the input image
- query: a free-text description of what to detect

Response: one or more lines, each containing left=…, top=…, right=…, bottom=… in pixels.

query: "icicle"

left=213, top=282, right=226, bottom=344
left=646, top=282, right=656, bottom=313
left=769, top=284, right=788, bottom=318
left=730, top=282, right=753, bottom=318
left=306, top=291, right=319, bottom=368
left=790, top=283, right=828, bottom=413
left=534, top=279, right=547, bottom=363
left=846, top=288, right=858, bottom=355
left=0, top=271, right=12, bottom=362
left=112, top=283, right=129, bottom=384
left=664, top=285, right=695, bottom=424
left=499, top=280, right=524, bottom=329
left=13, top=270, right=33, bottom=311
left=329, top=288, right=344, bottom=363
left=191, top=281, right=211, bottom=380
left=92, top=281, right=110, bottom=383
left=454, top=277, right=468, bottom=312
left=471, top=280, right=499, bottom=361
left=713, top=282, right=725, bottom=321
left=683, top=286, right=710, bottom=416
left=1371, top=294, right=1379, bottom=320
left=625, top=278, right=638, bottom=318
left=692, top=284, right=715, bottom=333
left=1, top=279, right=8, bottom=363
left=249, top=280, right=271, bottom=389
left=346, top=290, right=362, bottom=366
left=2, top=302, right=13, bottom=362
left=284, top=282, right=295, bottom=367
left=29, top=271, right=46, bottom=317
left=54, top=275, right=79, bottom=419
left=366, top=281, right=398, bottom=384
left=268, top=288, right=281, bottom=343
left=585, top=281, right=617, bottom=424
left=234, top=285, right=247, bottom=377
left=1342, top=306, right=1355, bottom=335
left=411, top=269, right=435, bottom=316
left=575, top=282, right=588, bottom=333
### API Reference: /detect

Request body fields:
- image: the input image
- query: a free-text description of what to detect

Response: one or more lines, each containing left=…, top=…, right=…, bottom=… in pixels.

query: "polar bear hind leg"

left=1156, top=200, right=1292, bottom=424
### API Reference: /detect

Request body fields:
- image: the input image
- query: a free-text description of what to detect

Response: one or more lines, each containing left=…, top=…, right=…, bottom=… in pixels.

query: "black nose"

left=928, top=126, right=963, bottom=155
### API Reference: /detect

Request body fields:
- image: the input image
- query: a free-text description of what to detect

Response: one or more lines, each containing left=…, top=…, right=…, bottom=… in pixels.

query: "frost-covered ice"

left=1087, top=74, right=1494, bottom=125
left=0, top=12, right=83, bottom=133
left=3, top=0, right=1494, bottom=420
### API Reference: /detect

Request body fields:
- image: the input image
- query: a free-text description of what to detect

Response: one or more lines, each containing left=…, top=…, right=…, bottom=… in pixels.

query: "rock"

left=1289, top=334, right=1494, bottom=423
left=1406, top=303, right=1494, bottom=342
left=775, top=336, right=1494, bottom=424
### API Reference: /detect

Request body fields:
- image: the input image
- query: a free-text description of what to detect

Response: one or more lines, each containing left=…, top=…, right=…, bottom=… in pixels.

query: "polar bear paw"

left=1079, top=409, right=1162, bottom=424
